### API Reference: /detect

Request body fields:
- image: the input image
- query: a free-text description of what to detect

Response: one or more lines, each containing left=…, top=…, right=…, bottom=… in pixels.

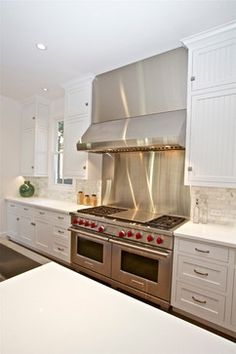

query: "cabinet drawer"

left=53, top=227, right=70, bottom=245
left=34, top=208, right=53, bottom=220
left=175, top=282, right=226, bottom=324
left=178, top=239, right=229, bottom=263
left=7, top=202, right=19, bottom=214
left=51, top=213, right=70, bottom=227
left=177, top=255, right=228, bottom=292
left=18, top=205, right=34, bottom=216
left=52, top=241, right=70, bottom=262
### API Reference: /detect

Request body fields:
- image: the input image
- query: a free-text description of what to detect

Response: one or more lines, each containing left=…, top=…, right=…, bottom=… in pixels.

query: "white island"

left=0, top=262, right=235, bottom=354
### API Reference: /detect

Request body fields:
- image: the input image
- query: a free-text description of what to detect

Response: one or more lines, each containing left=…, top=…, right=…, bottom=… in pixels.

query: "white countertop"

left=175, top=221, right=236, bottom=248
left=0, top=262, right=235, bottom=354
left=5, top=197, right=87, bottom=214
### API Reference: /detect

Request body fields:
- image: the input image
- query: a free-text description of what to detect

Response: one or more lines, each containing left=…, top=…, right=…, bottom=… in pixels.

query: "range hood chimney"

left=77, top=47, right=187, bottom=153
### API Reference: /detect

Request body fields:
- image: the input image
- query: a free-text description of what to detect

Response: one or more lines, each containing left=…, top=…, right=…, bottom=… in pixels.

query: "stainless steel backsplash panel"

left=101, top=151, right=190, bottom=217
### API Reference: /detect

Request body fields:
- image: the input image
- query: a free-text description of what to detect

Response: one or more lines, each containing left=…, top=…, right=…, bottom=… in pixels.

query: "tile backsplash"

left=191, top=187, right=236, bottom=225
left=22, top=177, right=102, bottom=205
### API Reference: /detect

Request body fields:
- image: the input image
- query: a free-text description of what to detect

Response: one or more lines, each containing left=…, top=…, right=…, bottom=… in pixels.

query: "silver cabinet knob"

left=188, top=166, right=193, bottom=172
left=190, top=76, right=196, bottom=81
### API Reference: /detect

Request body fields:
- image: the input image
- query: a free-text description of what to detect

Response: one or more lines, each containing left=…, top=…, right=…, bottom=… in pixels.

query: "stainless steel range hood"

left=77, top=109, right=186, bottom=153
left=77, top=47, right=187, bottom=153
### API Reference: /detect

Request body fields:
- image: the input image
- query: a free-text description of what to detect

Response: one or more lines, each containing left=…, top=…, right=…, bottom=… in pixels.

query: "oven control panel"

left=71, top=214, right=172, bottom=250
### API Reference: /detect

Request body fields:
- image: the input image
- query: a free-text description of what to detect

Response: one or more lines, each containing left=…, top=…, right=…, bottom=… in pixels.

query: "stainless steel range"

left=70, top=206, right=186, bottom=309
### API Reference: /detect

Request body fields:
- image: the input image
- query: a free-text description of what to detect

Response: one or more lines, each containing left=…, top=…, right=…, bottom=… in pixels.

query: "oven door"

left=70, top=228, right=112, bottom=277
left=111, top=239, right=172, bottom=301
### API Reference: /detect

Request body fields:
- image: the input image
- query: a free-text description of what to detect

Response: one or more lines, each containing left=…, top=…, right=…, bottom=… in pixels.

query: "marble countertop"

left=5, top=197, right=88, bottom=214
left=0, top=262, right=235, bottom=354
left=174, top=221, right=236, bottom=248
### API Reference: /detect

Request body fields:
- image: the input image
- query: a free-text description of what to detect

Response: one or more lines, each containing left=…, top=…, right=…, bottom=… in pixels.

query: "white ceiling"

left=1, top=0, right=236, bottom=101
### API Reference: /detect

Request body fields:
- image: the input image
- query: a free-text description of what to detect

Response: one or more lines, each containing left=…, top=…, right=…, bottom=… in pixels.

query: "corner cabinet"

left=183, top=22, right=236, bottom=187
left=20, top=96, right=49, bottom=177
left=63, top=77, right=94, bottom=178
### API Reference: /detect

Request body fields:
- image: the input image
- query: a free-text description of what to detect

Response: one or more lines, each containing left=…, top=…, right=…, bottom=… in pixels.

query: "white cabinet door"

left=20, top=128, right=35, bottom=176
left=66, top=85, right=91, bottom=117
left=19, top=215, right=35, bottom=246
left=231, top=269, right=236, bottom=328
left=63, top=114, right=90, bottom=178
left=34, top=218, right=52, bottom=253
left=191, top=37, right=236, bottom=92
left=20, top=97, right=49, bottom=177
left=7, top=212, right=19, bottom=240
left=186, top=88, right=236, bottom=187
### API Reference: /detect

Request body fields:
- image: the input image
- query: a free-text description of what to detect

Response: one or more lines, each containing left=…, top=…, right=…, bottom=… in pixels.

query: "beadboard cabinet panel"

left=191, top=37, right=236, bottom=92
left=187, top=89, right=236, bottom=186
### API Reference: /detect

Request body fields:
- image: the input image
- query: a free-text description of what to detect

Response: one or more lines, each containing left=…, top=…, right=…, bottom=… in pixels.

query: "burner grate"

left=147, top=215, right=186, bottom=230
left=78, top=206, right=127, bottom=216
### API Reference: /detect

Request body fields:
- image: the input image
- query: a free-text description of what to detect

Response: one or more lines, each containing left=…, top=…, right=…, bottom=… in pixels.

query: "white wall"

left=0, top=95, right=22, bottom=235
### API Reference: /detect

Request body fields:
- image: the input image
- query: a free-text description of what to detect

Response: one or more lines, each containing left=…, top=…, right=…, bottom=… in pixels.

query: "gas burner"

left=78, top=206, right=127, bottom=217
left=147, top=215, right=186, bottom=230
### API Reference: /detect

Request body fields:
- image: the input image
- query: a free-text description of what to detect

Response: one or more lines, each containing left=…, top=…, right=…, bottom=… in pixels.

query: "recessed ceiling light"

left=42, top=88, right=48, bottom=92
left=36, top=43, right=47, bottom=50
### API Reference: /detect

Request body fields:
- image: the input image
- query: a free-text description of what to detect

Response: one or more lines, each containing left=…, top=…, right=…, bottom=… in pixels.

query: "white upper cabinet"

left=63, top=77, right=93, bottom=178
left=183, top=22, right=236, bottom=187
left=20, top=96, right=49, bottom=177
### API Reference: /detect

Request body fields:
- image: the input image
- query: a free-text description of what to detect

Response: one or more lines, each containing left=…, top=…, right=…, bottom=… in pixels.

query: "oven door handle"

left=110, top=239, right=170, bottom=257
left=68, top=227, right=109, bottom=242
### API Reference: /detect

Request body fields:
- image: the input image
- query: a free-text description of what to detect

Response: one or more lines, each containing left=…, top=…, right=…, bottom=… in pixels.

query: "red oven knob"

left=147, top=235, right=154, bottom=242
left=79, top=219, right=84, bottom=225
left=98, top=226, right=105, bottom=233
left=90, top=222, right=97, bottom=228
left=127, top=230, right=133, bottom=237
left=118, top=230, right=126, bottom=238
left=135, top=232, right=142, bottom=240
left=84, top=220, right=90, bottom=227
left=156, top=236, right=163, bottom=244
left=73, top=218, right=79, bottom=224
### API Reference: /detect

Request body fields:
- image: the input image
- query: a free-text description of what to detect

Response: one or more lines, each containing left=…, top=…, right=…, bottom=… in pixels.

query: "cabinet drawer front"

left=53, top=228, right=70, bottom=246
left=175, top=282, right=225, bottom=324
left=52, top=213, right=70, bottom=227
left=34, top=208, right=53, bottom=220
left=52, top=242, right=70, bottom=262
left=18, top=205, right=34, bottom=216
left=178, top=239, right=229, bottom=263
left=7, top=202, right=19, bottom=214
left=177, top=255, right=228, bottom=292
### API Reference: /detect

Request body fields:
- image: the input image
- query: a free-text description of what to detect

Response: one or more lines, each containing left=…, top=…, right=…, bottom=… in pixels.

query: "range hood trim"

left=77, top=109, right=186, bottom=153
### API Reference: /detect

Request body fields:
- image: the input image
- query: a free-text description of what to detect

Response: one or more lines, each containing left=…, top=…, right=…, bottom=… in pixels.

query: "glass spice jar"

left=84, top=194, right=90, bottom=205
left=77, top=191, right=84, bottom=205
left=90, top=194, right=97, bottom=206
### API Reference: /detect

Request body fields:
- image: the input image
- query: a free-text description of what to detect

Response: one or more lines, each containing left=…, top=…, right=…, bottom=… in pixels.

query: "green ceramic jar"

left=19, top=181, right=35, bottom=197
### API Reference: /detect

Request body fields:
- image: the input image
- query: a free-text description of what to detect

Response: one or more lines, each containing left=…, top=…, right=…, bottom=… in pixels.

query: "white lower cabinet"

left=171, top=237, right=235, bottom=335
left=6, top=201, right=71, bottom=263
left=231, top=265, right=236, bottom=329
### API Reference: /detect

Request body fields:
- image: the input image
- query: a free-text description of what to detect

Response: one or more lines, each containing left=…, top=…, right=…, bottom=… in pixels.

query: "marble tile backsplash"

left=191, top=187, right=236, bottom=225
left=23, top=177, right=102, bottom=205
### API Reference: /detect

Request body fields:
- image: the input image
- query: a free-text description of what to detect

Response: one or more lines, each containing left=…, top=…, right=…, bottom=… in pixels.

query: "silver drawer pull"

left=194, top=269, right=208, bottom=277
left=31, top=222, right=36, bottom=226
left=16, top=217, right=20, bottom=221
left=10, top=204, right=15, bottom=207
left=58, top=230, right=65, bottom=234
left=24, top=208, right=29, bottom=211
left=39, top=211, right=45, bottom=215
left=58, top=216, right=64, bottom=220
left=131, top=279, right=145, bottom=287
left=195, top=247, right=210, bottom=254
left=192, top=296, right=206, bottom=304
left=57, top=247, right=64, bottom=251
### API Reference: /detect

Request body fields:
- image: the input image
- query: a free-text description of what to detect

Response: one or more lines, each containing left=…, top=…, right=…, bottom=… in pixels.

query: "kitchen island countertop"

left=0, top=262, right=235, bottom=354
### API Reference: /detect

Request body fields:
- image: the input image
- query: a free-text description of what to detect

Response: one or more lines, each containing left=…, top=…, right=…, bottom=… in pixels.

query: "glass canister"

left=84, top=194, right=90, bottom=205
left=19, top=181, right=35, bottom=197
